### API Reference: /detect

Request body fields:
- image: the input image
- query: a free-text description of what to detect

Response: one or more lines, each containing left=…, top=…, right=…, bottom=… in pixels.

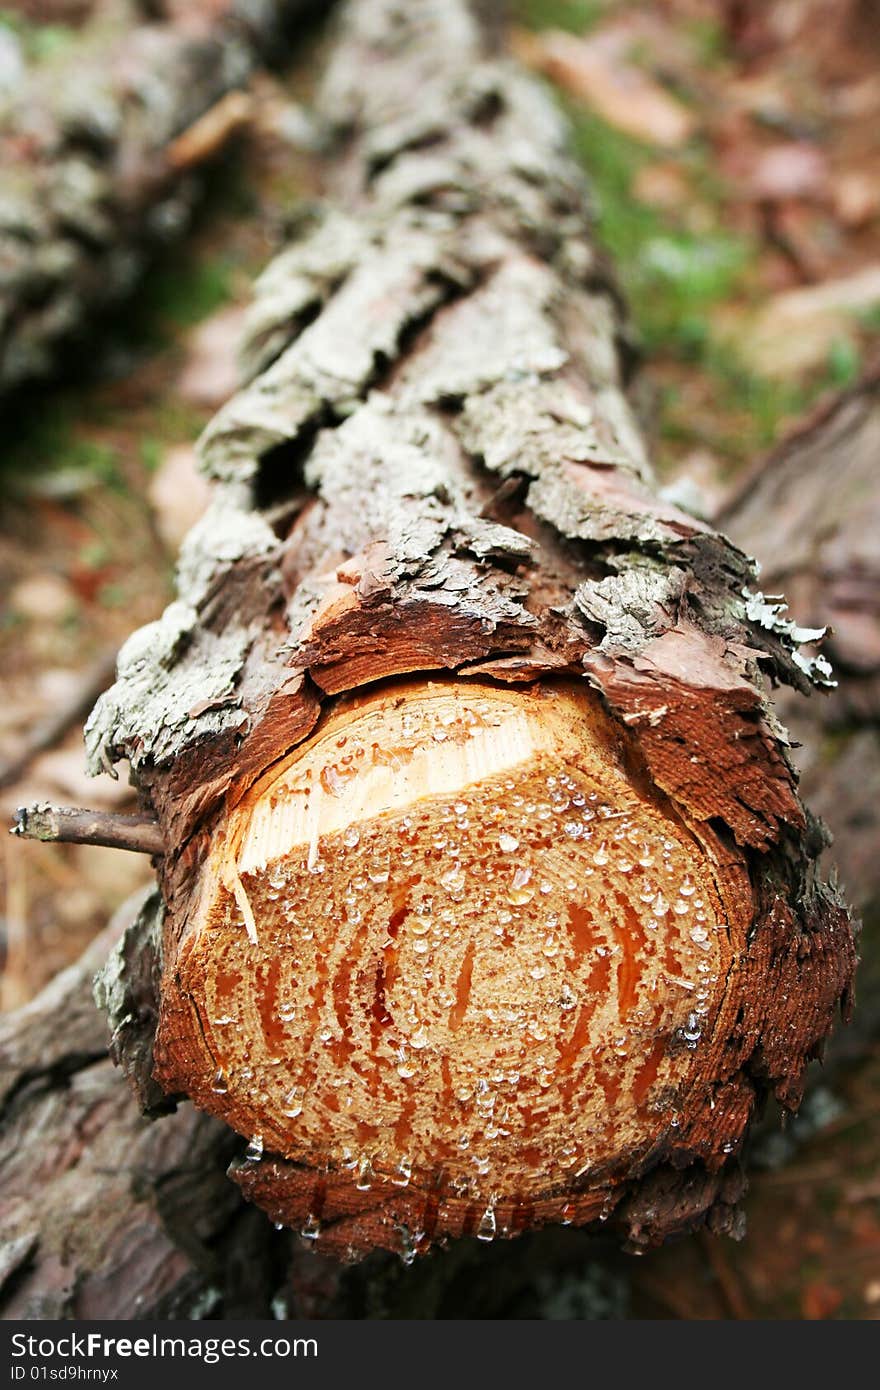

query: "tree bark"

left=720, top=365, right=880, bottom=1051
left=15, top=0, right=856, bottom=1270
left=0, top=0, right=324, bottom=394
left=0, top=891, right=283, bottom=1319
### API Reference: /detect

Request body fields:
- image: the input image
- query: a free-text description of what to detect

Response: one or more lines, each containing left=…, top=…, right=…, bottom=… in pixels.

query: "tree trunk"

left=16, top=0, right=856, bottom=1272
left=6, top=362, right=877, bottom=1317
left=0, top=891, right=282, bottom=1318
left=720, top=366, right=880, bottom=1051
left=0, top=889, right=644, bottom=1320
left=0, top=0, right=324, bottom=394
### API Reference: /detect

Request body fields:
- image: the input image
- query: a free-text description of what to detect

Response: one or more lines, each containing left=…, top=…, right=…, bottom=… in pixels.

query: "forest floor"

left=1, top=0, right=879, bottom=1319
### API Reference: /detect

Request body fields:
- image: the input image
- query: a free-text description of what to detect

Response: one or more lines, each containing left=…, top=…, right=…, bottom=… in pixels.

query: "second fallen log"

left=74, top=0, right=856, bottom=1263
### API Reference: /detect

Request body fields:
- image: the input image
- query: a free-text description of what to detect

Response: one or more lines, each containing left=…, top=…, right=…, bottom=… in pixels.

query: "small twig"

left=1, top=832, right=29, bottom=1011
left=11, top=804, right=165, bottom=856
left=165, top=90, right=254, bottom=172
left=0, top=647, right=118, bottom=791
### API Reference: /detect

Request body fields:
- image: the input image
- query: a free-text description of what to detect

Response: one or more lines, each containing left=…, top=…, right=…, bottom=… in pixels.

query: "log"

left=0, top=0, right=325, bottom=394
left=0, top=890, right=643, bottom=1319
left=8, top=368, right=876, bottom=1318
left=721, top=366, right=880, bottom=1049
left=25, top=0, right=856, bottom=1267
left=0, top=891, right=282, bottom=1318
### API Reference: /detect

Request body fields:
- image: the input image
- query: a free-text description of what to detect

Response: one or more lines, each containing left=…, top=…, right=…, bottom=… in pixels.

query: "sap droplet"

left=211, top=1067, right=228, bottom=1094
left=246, top=1133, right=264, bottom=1162
left=356, top=1156, right=373, bottom=1190
left=498, top=832, right=519, bottom=853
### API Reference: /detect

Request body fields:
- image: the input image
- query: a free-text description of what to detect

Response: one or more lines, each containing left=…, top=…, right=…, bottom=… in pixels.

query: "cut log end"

left=155, top=678, right=743, bottom=1255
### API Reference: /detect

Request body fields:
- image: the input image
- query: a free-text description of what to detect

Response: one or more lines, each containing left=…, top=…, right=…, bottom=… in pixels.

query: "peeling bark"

left=54, top=0, right=859, bottom=1263
left=0, top=0, right=324, bottom=393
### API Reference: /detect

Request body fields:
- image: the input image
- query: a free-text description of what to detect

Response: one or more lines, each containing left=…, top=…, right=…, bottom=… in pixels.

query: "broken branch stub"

left=82, top=0, right=856, bottom=1261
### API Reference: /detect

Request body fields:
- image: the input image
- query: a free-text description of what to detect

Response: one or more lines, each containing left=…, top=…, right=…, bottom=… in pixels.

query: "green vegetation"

left=826, top=337, right=862, bottom=389
left=0, top=402, right=124, bottom=493
left=570, top=109, right=749, bottom=357
left=561, top=100, right=864, bottom=464
left=683, top=16, right=728, bottom=68
left=512, top=3, right=875, bottom=469
left=0, top=10, right=74, bottom=63
left=126, top=253, right=235, bottom=345
left=512, top=0, right=606, bottom=35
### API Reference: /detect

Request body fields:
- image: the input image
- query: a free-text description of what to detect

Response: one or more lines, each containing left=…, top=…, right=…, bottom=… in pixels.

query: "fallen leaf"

left=512, top=27, right=695, bottom=148
left=745, top=143, right=828, bottom=202
left=801, top=1280, right=843, bottom=1320
left=736, top=263, right=880, bottom=376
left=833, top=170, right=880, bottom=228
